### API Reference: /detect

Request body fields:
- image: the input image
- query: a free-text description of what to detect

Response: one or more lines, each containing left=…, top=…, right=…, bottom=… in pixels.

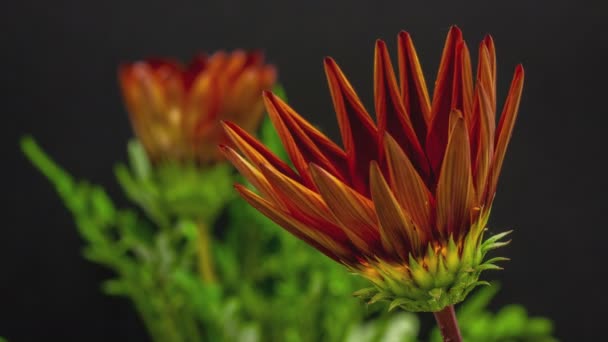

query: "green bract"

left=115, top=140, right=235, bottom=225
left=353, top=214, right=511, bottom=312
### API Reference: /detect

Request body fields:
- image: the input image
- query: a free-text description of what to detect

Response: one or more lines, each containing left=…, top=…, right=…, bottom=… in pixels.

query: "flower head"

left=221, top=27, right=524, bottom=312
left=120, top=50, right=277, bottom=164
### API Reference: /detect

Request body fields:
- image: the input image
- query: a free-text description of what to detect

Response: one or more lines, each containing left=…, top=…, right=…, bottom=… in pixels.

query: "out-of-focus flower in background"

left=119, top=51, right=277, bottom=164
left=221, top=26, right=524, bottom=313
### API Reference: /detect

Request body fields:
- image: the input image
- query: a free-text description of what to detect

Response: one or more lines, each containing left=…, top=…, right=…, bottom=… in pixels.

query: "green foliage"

left=213, top=113, right=403, bottom=341
left=115, top=140, right=234, bottom=226
left=21, top=136, right=243, bottom=341
left=429, top=284, right=557, bottom=342
left=19, top=83, right=556, bottom=342
left=20, top=126, right=406, bottom=342
left=345, top=312, right=419, bottom=342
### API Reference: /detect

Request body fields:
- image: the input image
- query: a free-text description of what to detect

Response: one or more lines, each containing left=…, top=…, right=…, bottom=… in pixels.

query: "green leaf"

left=127, top=139, right=151, bottom=181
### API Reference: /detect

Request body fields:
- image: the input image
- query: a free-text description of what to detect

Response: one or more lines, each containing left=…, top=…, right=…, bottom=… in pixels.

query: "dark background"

left=3, top=0, right=607, bottom=340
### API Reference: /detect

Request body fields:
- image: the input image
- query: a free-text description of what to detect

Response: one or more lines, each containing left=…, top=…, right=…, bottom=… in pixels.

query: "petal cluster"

left=120, top=50, right=277, bottom=164
left=222, top=27, right=523, bottom=311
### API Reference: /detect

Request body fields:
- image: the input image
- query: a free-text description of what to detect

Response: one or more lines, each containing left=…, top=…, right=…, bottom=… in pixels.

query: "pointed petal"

left=481, top=35, right=497, bottom=109
left=383, top=133, right=433, bottom=241
left=469, top=42, right=497, bottom=169
left=435, top=113, right=475, bottom=238
left=472, top=84, right=494, bottom=203
left=235, top=184, right=354, bottom=263
left=221, top=120, right=300, bottom=181
left=258, top=163, right=342, bottom=237
left=268, top=93, right=350, bottom=178
left=487, top=65, right=524, bottom=202
left=426, top=26, right=464, bottom=176
left=370, top=161, right=420, bottom=260
left=309, top=163, right=381, bottom=255
left=397, top=31, right=432, bottom=142
left=218, top=145, right=288, bottom=211
left=477, top=41, right=497, bottom=117
left=374, top=40, right=429, bottom=179
left=324, top=57, right=379, bottom=194
left=263, top=91, right=345, bottom=187
left=456, top=41, right=474, bottom=125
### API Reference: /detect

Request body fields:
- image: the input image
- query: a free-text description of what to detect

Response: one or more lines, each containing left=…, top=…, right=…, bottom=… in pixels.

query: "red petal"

left=486, top=65, right=524, bottom=202
left=374, top=40, right=429, bottom=180
left=383, top=133, right=433, bottom=242
left=221, top=120, right=301, bottom=181
left=397, top=31, right=432, bottom=144
left=324, top=57, right=379, bottom=195
left=426, top=26, right=464, bottom=179
left=235, top=184, right=355, bottom=263
left=271, top=95, right=350, bottom=179
left=219, top=145, right=288, bottom=211
left=263, top=91, right=346, bottom=187
left=370, top=161, right=420, bottom=260
left=310, top=163, right=382, bottom=256
left=435, top=113, right=475, bottom=239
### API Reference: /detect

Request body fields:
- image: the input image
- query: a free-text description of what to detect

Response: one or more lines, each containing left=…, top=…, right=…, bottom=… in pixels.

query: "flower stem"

left=196, top=221, right=217, bottom=283
left=433, top=305, right=462, bottom=342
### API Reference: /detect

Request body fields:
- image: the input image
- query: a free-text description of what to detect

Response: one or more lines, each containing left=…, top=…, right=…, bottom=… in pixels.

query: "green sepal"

left=354, top=224, right=512, bottom=313
left=115, top=139, right=235, bottom=225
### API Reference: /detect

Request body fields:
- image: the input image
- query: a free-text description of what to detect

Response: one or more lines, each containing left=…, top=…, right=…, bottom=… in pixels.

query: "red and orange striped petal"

left=472, top=83, right=495, bottom=202
left=435, top=112, right=475, bottom=239
left=235, top=184, right=355, bottom=263
left=370, top=161, right=420, bottom=260
left=258, top=163, right=338, bottom=231
left=456, top=41, right=474, bottom=126
left=383, top=133, right=433, bottom=240
left=487, top=65, right=524, bottom=202
left=221, top=120, right=301, bottom=181
left=219, top=145, right=288, bottom=210
left=426, top=26, right=464, bottom=176
left=263, top=91, right=345, bottom=187
left=309, top=163, right=381, bottom=255
left=397, top=31, right=431, bottom=143
left=479, top=35, right=497, bottom=110
left=324, top=57, right=379, bottom=194
left=267, top=91, right=350, bottom=178
left=374, top=40, right=429, bottom=179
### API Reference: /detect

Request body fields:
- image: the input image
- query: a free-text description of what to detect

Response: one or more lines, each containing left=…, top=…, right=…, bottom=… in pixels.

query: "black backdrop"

left=3, top=0, right=607, bottom=340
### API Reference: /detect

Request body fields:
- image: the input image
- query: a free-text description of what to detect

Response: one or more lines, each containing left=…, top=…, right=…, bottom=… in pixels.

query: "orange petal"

left=235, top=184, right=354, bottom=263
left=456, top=41, right=474, bottom=127
left=258, top=163, right=340, bottom=234
left=284, top=103, right=350, bottom=178
left=383, top=133, right=432, bottom=241
left=426, top=26, right=464, bottom=176
left=481, top=35, right=497, bottom=109
left=309, top=163, right=381, bottom=255
left=218, top=145, right=287, bottom=211
left=477, top=41, right=497, bottom=115
left=435, top=113, right=475, bottom=239
left=370, top=161, right=420, bottom=261
left=374, top=40, right=429, bottom=179
left=263, top=91, right=345, bottom=187
left=221, top=120, right=301, bottom=181
left=487, top=65, right=524, bottom=202
left=397, top=31, right=431, bottom=142
left=472, top=83, right=495, bottom=204
left=324, top=57, right=378, bottom=194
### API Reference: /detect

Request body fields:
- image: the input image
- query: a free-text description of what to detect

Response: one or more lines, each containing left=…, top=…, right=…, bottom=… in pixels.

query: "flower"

left=119, top=50, right=277, bottom=164
left=221, top=27, right=524, bottom=312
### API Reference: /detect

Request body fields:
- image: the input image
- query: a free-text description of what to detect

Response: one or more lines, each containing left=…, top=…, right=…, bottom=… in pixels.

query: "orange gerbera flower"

left=221, top=27, right=524, bottom=312
left=119, top=50, right=277, bottom=164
